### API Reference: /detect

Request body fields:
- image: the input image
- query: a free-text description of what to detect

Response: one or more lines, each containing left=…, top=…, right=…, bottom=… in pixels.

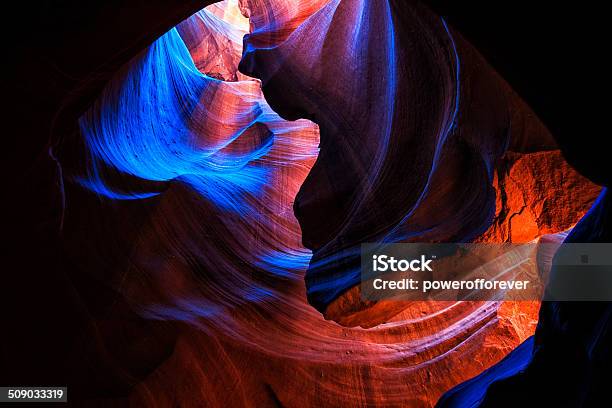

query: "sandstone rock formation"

left=11, top=1, right=603, bottom=407
left=67, top=2, right=600, bottom=406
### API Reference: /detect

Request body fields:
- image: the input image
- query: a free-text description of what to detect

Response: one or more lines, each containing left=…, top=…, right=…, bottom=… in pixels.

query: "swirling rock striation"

left=43, top=0, right=604, bottom=406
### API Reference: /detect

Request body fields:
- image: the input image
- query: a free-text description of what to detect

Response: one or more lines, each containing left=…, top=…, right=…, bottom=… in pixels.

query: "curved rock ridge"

left=239, top=0, right=567, bottom=313
left=237, top=0, right=599, bottom=321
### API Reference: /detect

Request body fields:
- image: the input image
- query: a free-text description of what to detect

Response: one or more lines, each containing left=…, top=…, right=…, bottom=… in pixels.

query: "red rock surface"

left=479, top=150, right=601, bottom=243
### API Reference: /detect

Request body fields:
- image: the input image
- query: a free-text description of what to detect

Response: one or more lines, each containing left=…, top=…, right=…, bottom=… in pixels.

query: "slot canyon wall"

left=4, top=1, right=609, bottom=407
